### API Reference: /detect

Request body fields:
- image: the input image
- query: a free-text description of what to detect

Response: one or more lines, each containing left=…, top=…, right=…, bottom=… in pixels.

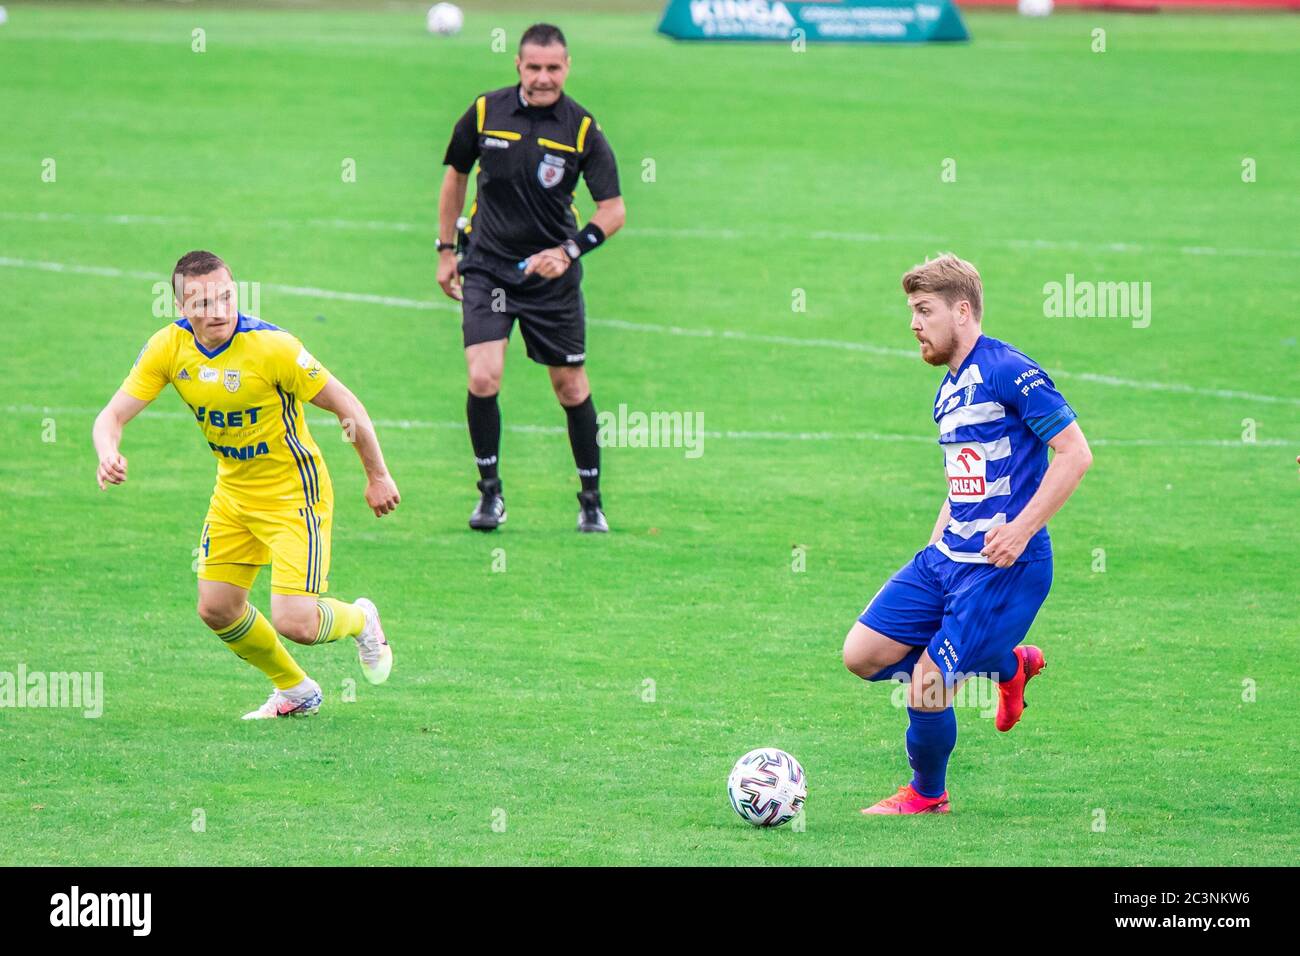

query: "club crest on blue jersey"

left=935, top=381, right=981, bottom=419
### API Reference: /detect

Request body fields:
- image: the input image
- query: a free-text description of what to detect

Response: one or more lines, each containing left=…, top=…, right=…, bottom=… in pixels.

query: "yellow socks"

left=214, top=605, right=306, bottom=690
left=210, top=600, right=364, bottom=691
left=313, top=598, right=366, bottom=645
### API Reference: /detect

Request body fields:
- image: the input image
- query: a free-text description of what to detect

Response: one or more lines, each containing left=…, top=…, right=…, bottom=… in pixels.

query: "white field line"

left=5, top=210, right=1300, bottom=261
left=3, top=404, right=1295, bottom=449
left=2, top=254, right=1298, bottom=409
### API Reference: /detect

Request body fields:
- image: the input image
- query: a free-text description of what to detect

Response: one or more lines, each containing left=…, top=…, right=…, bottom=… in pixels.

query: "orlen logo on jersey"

left=944, top=444, right=986, bottom=498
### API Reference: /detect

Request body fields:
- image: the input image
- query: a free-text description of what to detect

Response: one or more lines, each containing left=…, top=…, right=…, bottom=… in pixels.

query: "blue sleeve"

left=1026, top=404, right=1077, bottom=443
left=991, top=354, right=1076, bottom=442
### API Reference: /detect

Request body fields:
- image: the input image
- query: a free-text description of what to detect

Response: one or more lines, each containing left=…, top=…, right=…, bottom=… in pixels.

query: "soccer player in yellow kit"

left=93, top=251, right=402, bottom=719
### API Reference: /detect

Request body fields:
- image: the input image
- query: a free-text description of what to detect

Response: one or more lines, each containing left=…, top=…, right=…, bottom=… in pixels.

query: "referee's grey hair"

left=519, top=23, right=566, bottom=51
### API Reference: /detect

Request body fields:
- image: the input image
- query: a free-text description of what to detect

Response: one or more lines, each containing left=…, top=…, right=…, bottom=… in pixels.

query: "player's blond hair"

left=901, top=253, right=983, bottom=321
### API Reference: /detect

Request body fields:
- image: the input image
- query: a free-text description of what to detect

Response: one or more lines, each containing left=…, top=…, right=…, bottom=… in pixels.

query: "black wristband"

left=563, top=222, right=607, bottom=260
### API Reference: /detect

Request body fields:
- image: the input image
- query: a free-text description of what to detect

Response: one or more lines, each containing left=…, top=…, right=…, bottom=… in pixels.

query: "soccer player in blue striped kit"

left=844, top=254, right=1094, bottom=814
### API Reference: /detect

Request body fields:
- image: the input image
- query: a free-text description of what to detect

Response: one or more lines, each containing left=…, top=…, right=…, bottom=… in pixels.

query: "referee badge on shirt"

left=224, top=369, right=242, bottom=393
left=537, top=154, right=566, bottom=189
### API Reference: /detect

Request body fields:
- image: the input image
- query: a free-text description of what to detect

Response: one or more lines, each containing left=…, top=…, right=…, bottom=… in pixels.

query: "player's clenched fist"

left=97, top=452, right=128, bottom=490
left=365, top=474, right=401, bottom=517
left=980, top=522, right=1030, bottom=569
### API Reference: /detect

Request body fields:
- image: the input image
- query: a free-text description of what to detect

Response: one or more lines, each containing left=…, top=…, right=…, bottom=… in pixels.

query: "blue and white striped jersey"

left=932, top=335, right=1076, bottom=563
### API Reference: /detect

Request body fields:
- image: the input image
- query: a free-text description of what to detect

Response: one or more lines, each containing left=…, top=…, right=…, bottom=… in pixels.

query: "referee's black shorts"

left=459, top=251, right=587, bottom=367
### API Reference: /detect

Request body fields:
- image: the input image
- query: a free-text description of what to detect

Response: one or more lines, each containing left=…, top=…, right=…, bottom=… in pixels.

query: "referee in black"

left=436, top=23, right=626, bottom=533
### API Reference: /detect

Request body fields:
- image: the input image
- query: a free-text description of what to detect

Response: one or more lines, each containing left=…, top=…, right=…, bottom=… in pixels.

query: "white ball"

left=727, top=748, right=807, bottom=828
left=426, top=3, right=463, bottom=36
left=1018, top=0, right=1054, bottom=16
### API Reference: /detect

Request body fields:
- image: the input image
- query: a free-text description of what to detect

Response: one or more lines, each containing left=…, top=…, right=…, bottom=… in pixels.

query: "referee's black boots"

left=577, top=490, right=609, bottom=534
left=469, top=478, right=506, bottom=531
left=469, top=481, right=607, bottom=532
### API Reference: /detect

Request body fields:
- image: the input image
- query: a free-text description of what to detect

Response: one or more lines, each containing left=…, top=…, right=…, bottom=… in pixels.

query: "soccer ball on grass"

left=727, top=748, right=807, bottom=828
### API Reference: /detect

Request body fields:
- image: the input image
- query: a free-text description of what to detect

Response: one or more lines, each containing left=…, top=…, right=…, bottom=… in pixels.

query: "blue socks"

left=993, top=650, right=1020, bottom=683
left=906, top=707, right=957, bottom=798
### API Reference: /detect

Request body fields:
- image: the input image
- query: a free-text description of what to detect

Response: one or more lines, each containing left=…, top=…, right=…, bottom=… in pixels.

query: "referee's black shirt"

left=443, top=85, right=621, bottom=266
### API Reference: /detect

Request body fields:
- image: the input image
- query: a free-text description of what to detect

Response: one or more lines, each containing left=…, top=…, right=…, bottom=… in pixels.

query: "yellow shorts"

left=197, top=493, right=332, bottom=596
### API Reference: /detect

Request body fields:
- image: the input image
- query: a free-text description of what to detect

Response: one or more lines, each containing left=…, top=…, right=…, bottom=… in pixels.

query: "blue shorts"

left=859, top=545, right=1053, bottom=683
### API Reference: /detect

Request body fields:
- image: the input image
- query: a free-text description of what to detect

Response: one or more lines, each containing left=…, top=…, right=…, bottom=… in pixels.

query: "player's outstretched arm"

left=982, top=422, right=1093, bottom=568
left=92, top=390, right=151, bottom=490
left=309, top=377, right=400, bottom=518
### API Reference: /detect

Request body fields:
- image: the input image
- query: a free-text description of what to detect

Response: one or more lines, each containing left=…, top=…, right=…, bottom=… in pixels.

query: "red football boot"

left=995, top=644, right=1046, bottom=733
left=860, top=784, right=951, bottom=815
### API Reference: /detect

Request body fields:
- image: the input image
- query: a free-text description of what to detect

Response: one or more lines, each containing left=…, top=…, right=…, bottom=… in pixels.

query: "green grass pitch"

left=0, top=2, right=1296, bottom=865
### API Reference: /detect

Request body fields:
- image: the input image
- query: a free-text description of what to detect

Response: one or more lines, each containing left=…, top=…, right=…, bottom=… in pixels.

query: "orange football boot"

left=860, top=784, right=951, bottom=815
left=995, top=644, right=1046, bottom=733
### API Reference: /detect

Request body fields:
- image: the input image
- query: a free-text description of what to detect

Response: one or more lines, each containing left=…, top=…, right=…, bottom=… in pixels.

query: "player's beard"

left=918, top=334, right=955, bottom=367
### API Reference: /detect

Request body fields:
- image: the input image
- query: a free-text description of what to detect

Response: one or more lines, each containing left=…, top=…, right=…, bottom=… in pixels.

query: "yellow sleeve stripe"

left=570, top=203, right=582, bottom=226
left=482, top=129, right=521, bottom=140
left=576, top=116, right=592, bottom=153
left=475, top=95, right=486, bottom=133
left=537, top=137, right=576, bottom=153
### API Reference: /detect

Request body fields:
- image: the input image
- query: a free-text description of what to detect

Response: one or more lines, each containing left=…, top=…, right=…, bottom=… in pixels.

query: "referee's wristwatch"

left=561, top=239, right=581, bottom=261
left=435, top=238, right=457, bottom=253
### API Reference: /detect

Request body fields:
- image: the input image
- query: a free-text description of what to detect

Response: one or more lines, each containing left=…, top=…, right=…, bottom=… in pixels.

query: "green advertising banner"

left=657, top=0, right=970, bottom=43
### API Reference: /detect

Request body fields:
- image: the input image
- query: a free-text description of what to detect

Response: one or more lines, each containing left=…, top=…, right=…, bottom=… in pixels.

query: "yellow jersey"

left=122, top=315, right=333, bottom=510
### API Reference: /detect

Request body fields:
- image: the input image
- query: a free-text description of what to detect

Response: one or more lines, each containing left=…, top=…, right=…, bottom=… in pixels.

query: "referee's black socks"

left=466, top=391, right=501, bottom=482
left=564, top=395, right=601, bottom=493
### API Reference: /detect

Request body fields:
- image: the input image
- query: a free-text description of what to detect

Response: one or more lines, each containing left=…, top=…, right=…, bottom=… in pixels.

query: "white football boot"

left=242, top=678, right=322, bottom=720
left=354, top=598, right=393, bottom=685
